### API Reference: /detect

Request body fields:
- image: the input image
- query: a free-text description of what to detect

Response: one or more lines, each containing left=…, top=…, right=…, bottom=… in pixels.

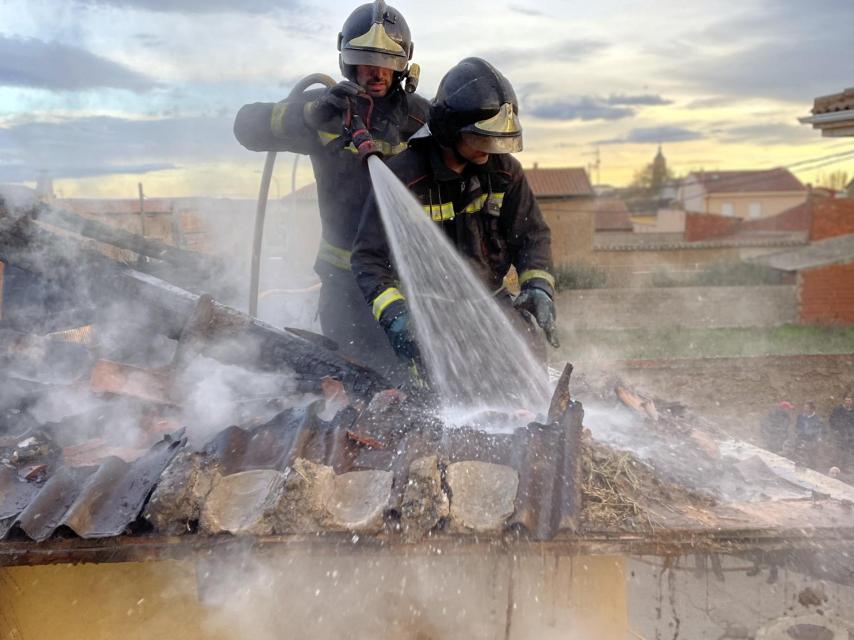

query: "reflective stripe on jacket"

left=234, top=86, right=429, bottom=276
left=351, top=136, right=555, bottom=321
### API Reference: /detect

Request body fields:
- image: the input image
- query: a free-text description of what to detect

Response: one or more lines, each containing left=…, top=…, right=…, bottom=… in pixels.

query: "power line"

left=679, top=148, right=854, bottom=194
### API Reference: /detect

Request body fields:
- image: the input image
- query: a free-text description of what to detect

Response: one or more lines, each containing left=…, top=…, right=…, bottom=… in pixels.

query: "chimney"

left=533, top=162, right=539, bottom=170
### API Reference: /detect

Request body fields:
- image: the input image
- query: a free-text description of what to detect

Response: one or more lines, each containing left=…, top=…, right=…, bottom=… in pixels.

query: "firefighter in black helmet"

left=233, top=1, right=429, bottom=382
left=351, top=57, right=558, bottom=371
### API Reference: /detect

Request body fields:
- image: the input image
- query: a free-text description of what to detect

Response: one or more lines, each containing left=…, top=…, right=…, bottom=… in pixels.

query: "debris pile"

left=3, top=197, right=854, bottom=557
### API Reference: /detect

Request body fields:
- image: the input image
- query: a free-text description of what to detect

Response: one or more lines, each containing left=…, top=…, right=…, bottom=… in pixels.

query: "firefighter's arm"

left=503, top=165, right=560, bottom=347
left=503, top=166, right=556, bottom=297
left=351, top=190, right=405, bottom=327
left=233, top=89, right=324, bottom=155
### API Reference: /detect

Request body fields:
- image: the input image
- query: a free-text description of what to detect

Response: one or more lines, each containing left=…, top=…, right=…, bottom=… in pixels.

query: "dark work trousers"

left=318, top=268, right=408, bottom=386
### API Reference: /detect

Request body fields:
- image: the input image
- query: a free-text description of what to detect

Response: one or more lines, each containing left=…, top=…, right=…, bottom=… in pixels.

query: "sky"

left=1, top=0, right=853, bottom=198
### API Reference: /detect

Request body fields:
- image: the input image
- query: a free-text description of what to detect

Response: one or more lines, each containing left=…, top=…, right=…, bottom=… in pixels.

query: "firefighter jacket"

left=350, top=134, right=555, bottom=324
left=233, top=86, right=429, bottom=277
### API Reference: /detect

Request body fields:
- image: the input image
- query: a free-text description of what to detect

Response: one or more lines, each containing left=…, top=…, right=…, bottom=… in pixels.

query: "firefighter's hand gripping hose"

left=514, top=287, right=560, bottom=348
left=304, top=80, right=363, bottom=127
left=347, top=113, right=382, bottom=161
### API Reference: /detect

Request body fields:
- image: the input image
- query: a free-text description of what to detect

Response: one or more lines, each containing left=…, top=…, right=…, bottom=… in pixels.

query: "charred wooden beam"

left=0, top=221, right=390, bottom=399
left=168, top=291, right=389, bottom=398
left=32, top=203, right=223, bottom=275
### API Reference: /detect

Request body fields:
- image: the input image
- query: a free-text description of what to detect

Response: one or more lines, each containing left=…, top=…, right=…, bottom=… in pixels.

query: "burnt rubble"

left=0, top=200, right=587, bottom=543
left=3, top=198, right=854, bottom=556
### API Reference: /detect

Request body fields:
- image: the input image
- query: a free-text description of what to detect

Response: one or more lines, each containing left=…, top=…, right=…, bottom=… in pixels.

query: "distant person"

left=759, top=401, right=794, bottom=454
left=233, top=1, right=429, bottom=381
left=829, top=391, right=854, bottom=467
left=351, top=58, right=556, bottom=370
left=793, top=401, right=825, bottom=469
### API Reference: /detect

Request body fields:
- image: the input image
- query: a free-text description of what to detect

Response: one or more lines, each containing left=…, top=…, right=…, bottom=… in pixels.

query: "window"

left=721, top=202, right=735, bottom=217
left=749, top=202, right=762, bottom=218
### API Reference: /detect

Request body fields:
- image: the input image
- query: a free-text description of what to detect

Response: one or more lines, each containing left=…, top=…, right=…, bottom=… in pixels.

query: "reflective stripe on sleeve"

left=317, top=131, right=407, bottom=156
left=317, top=238, right=352, bottom=270
left=518, top=269, right=556, bottom=289
left=270, top=102, right=289, bottom=137
left=372, top=287, right=405, bottom=321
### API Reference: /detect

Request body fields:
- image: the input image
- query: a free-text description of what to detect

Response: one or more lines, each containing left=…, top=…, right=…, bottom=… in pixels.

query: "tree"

left=815, top=170, right=850, bottom=191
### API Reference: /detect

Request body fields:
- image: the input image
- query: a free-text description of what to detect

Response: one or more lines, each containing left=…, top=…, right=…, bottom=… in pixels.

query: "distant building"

left=678, top=168, right=806, bottom=219
left=750, top=198, right=854, bottom=325
left=800, top=87, right=854, bottom=137
left=523, top=166, right=597, bottom=265
left=650, top=145, right=668, bottom=195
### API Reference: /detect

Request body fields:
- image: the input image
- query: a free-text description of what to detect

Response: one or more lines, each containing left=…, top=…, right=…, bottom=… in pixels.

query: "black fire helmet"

left=429, top=57, right=523, bottom=154
left=338, top=1, right=414, bottom=84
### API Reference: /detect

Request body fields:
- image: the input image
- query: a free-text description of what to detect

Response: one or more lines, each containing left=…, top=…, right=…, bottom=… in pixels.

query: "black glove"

left=514, top=287, right=560, bottom=348
left=385, top=309, right=421, bottom=362
left=304, top=80, right=362, bottom=128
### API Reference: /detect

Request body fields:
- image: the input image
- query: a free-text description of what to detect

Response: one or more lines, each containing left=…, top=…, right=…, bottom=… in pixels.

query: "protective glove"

left=304, top=80, right=363, bottom=128
left=514, top=287, right=560, bottom=348
left=385, top=310, right=422, bottom=363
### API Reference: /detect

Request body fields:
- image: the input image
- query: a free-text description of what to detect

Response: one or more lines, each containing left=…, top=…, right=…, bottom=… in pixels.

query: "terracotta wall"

left=799, top=263, right=854, bottom=325
left=684, top=212, right=740, bottom=241
left=810, top=197, right=854, bottom=241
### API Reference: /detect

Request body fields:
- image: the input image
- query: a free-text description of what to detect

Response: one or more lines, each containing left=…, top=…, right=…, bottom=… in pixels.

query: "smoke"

left=0, top=190, right=327, bottom=457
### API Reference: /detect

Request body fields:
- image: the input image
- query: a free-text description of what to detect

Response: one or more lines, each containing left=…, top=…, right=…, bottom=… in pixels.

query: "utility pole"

left=582, top=147, right=601, bottom=185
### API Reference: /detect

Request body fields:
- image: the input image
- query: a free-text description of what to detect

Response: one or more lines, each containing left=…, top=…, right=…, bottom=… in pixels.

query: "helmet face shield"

left=459, top=103, right=523, bottom=154
left=341, top=47, right=409, bottom=72
left=460, top=132, right=523, bottom=154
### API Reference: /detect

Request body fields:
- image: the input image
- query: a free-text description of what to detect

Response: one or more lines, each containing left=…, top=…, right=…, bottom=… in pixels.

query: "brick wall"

left=799, top=263, right=854, bottom=325
left=684, top=203, right=811, bottom=242
left=810, top=198, right=854, bottom=241
left=539, top=198, right=596, bottom=264
left=684, top=212, right=739, bottom=241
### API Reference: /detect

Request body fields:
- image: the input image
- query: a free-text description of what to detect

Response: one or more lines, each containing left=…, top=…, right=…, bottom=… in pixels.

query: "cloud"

left=716, top=122, right=817, bottom=145
left=507, top=4, right=546, bottom=17
left=477, top=38, right=608, bottom=70
left=525, top=94, right=671, bottom=122
left=75, top=0, right=298, bottom=13
left=669, top=0, right=854, bottom=101
left=599, top=126, right=705, bottom=145
left=0, top=114, right=240, bottom=181
left=0, top=162, right=175, bottom=182
left=607, top=94, right=672, bottom=106
left=0, top=36, right=157, bottom=92
left=527, top=97, right=634, bottom=121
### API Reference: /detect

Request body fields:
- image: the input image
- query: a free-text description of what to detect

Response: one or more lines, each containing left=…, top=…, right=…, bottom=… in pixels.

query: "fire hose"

left=248, top=73, right=336, bottom=317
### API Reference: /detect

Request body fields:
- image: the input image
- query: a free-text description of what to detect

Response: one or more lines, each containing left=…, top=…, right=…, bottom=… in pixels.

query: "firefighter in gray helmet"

left=351, top=57, right=558, bottom=373
left=233, top=1, right=429, bottom=383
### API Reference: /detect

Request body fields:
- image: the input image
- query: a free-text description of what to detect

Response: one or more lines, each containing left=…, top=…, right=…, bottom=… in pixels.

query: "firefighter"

left=350, top=57, right=558, bottom=370
left=233, top=1, right=429, bottom=380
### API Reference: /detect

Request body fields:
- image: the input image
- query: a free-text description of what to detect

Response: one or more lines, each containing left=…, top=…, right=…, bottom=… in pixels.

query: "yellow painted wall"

left=705, top=193, right=806, bottom=219
left=0, top=552, right=628, bottom=640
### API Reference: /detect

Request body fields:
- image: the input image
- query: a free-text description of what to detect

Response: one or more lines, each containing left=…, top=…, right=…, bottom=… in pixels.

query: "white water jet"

left=366, top=156, right=551, bottom=418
